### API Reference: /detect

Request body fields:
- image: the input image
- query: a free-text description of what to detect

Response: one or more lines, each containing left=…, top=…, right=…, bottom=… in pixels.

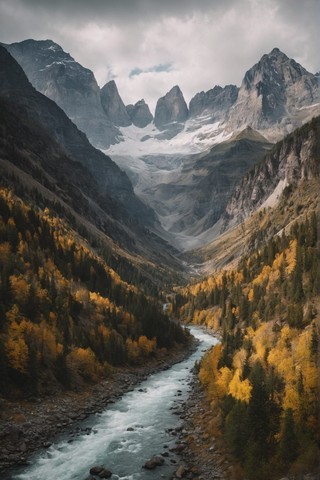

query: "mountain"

left=100, top=80, right=131, bottom=127
left=126, top=99, right=153, bottom=128
left=4, top=40, right=319, bottom=253
left=0, top=45, right=157, bottom=228
left=189, top=84, right=238, bottom=121
left=110, top=127, right=271, bottom=251
left=154, top=85, right=189, bottom=130
left=226, top=48, right=320, bottom=139
left=224, top=115, right=320, bottom=228
left=1, top=39, right=120, bottom=149
left=1, top=39, right=155, bottom=147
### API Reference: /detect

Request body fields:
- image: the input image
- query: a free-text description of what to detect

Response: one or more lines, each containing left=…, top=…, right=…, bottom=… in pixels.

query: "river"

left=10, top=327, right=217, bottom=480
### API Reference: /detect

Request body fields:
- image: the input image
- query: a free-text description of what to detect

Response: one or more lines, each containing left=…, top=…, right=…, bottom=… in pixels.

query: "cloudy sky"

left=0, top=0, right=319, bottom=111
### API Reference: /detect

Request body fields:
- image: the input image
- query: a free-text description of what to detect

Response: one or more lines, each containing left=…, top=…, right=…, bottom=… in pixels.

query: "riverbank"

left=176, top=361, right=320, bottom=480
left=176, top=371, right=239, bottom=480
left=0, top=339, right=198, bottom=474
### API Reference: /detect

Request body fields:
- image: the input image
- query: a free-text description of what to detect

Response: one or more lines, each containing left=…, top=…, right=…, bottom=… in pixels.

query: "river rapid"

left=10, top=327, right=217, bottom=480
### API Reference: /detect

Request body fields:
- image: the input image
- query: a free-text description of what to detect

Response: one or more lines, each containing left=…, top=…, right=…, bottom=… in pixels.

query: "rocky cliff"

left=0, top=45, right=156, bottom=227
left=189, top=84, right=238, bottom=121
left=126, top=99, right=153, bottom=128
left=100, top=80, right=131, bottom=127
left=224, top=115, right=320, bottom=227
left=2, top=39, right=120, bottom=149
left=226, top=48, right=320, bottom=138
left=154, top=85, right=189, bottom=129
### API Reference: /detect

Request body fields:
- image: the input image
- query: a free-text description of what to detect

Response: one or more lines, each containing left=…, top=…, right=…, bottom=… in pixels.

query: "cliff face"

left=0, top=45, right=156, bottom=227
left=224, top=116, right=320, bottom=226
left=226, top=48, right=320, bottom=136
left=1, top=39, right=120, bottom=148
left=154, top=85, right=189, bottom=129
left=189, top=84, right=238, bottom=121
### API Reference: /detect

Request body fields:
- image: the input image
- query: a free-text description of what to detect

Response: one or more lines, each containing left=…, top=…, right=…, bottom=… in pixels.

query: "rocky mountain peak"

left=2, top=39, right=120, bottom=149
left=189, top=84, right=238, bottom=120
left=100, top=80, right=131, bottom=127
left=227, top=47, right=320, bottom=134
left=126, top=99, right=153, bottom=128
left=154, top=85, right=189, bottom=129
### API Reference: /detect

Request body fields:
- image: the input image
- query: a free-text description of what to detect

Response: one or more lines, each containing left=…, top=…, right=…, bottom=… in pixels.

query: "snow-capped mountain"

left=3, top=40, right=319, bottom=250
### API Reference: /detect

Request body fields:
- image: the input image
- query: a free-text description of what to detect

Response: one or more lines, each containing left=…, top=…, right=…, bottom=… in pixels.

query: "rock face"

left=227, top=48, right=320, bottom=135
left=0, top=45, right=156, bottom=227
left=1, top=39, right=120, bottom=148
left=126, top=99, right=153, bottom=128
left=224, top=116, right=320, bottom=227
left=100, top=80, right=131, bottom=127
left=154, top=85, right=189, bottom=129
left=189, top=84, right=238, bottom=121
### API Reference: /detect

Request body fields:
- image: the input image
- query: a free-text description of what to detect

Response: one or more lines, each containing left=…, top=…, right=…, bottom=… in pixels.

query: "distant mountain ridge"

left=3, top=39, right=320, bottom=251
left=3, top=40, right=319, bottom=149
left=1, top=39, right=154, bottom=149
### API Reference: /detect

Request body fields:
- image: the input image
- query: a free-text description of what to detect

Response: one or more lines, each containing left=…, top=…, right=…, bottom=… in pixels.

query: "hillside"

left=0, top=187, right=188, bottom=397
left=174, top=116, right=320, bottom=479
left=177, top=210, right=319, bottom=479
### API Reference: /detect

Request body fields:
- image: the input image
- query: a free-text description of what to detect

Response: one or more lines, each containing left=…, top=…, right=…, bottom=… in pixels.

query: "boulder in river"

left=143, top=455, right=165, bottom=469
left=89, top=465, right=105, bottom=475
left=98, top=469, right=112, bottom=478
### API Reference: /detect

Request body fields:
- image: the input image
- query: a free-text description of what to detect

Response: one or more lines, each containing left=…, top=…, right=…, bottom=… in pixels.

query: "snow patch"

left=106, top=118, right=232, bottom=157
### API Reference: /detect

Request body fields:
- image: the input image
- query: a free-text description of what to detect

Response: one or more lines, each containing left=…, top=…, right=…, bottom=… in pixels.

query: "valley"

left=0, top=30, right=319, bottom=480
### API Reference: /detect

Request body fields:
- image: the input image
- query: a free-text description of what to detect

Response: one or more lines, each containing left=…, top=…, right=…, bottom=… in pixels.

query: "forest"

left=178, top=213, right=319, bottom=479
left=0, top=187, right=188, bottom=397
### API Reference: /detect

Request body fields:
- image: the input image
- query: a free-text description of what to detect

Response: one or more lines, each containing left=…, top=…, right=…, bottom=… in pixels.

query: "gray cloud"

left=129, top=64, right=173, bottom=78
left=0, top=0, right=319, bottom=112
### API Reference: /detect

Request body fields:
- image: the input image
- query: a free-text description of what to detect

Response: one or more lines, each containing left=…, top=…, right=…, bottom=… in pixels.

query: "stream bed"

left=10, top=327, right=217, bottom=480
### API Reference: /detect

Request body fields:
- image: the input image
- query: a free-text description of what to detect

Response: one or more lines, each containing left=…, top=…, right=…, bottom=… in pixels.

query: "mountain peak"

left=154, top=85, right=188, bottom=129
left=126, top=98, right=153, bottom=128
left=100, top=79, right=131, bottom=127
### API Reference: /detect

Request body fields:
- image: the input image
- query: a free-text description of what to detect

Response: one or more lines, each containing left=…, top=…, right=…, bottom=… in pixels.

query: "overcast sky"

left=0, top=0, right=319, bottom=111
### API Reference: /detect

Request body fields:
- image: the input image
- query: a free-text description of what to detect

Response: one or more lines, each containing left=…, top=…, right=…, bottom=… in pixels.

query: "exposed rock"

left=89, top=465, right=105, bottom=475
left=0, top=45, right=156, bottom=228
left=227, top=47, right=320, bottom=137
left=175, top=465, right=188, bottom=478
left=1, top=39, right=120, bottom=148
left=224, top=115, right=320, bottom=228
left=100, top=80, right=131, bottom=127
left=189, top=84, right=238, bottom=121
left=126, top=99, right=153, bottom=128
left=154, top=85, right=188, bottom=129
left=98, top=468, right=112, bottom=478
left=143, top=455, right=165, bottom=469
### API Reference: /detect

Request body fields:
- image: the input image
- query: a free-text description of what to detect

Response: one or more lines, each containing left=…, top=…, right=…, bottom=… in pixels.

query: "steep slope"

left=189, top=84, right=238, bottom=121
left=100, top=80, right=131, bottom=127
left=0, top=185, right=188, bottom=398
left=224, top=116, right=320, bottom=228
left=126, top=99, right=153, bottom=128
left=178, top=211, right=319, bottom=479
left=154, top=85, right=189, bottom=130
left=175, top=119, right=320, bottom=479
left=0, top=45, right=156, bottom=228
left=2, top=39, right=120, bottom=148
